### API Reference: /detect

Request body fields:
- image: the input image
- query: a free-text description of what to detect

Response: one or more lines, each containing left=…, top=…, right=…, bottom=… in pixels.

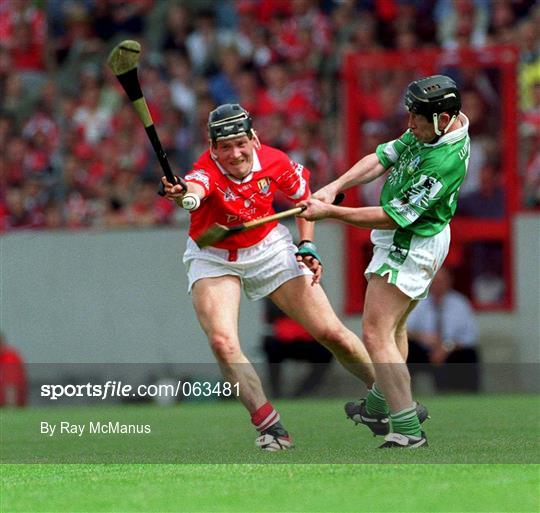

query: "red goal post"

left=341, top=46, right=519, bottom=312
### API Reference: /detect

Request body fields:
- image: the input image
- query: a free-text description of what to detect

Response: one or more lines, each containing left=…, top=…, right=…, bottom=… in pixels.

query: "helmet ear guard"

left=208, top=103, right=254, bottom=144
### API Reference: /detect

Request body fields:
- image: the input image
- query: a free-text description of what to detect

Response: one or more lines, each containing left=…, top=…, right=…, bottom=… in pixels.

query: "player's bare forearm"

left=295, top=217, right=315, bottom=242
left=329, top=206, right=398, bottom=229
left=298, top=199, right=398, bottom=229
left=339, top=153, right=387, bottom=187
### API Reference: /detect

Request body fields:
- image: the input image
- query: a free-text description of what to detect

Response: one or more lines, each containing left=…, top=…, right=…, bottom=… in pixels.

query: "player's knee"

left=316, top=325, right=351, bottom=352
left=209, top=333, right=239, bottom=363
left=362, top=321, right=386, bottom=354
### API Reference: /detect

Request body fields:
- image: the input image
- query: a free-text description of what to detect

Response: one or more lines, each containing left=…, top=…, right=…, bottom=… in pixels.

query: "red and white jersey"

left=184, top=144, right=311, bottom=249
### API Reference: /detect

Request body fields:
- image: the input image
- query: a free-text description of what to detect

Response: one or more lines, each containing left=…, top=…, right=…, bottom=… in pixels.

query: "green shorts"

left=365, top=225, right=451, bottom=299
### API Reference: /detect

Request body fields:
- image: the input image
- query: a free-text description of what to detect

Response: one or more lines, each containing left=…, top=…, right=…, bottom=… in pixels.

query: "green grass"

left=1, top=395, right=539, bottom=512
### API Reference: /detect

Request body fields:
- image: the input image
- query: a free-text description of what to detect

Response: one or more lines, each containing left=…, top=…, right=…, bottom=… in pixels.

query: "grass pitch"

left=1, top=395, right=539, bottom=512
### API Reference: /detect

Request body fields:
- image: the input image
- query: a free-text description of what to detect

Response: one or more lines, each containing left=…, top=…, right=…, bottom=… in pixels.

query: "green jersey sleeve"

left=376, top=130, right=417, bottom=169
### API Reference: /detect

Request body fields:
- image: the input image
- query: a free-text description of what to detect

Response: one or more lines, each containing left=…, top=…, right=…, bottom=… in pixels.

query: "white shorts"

left=183, top=224, right=312, bottom=301
left=365, top=225, right=451, bottom=300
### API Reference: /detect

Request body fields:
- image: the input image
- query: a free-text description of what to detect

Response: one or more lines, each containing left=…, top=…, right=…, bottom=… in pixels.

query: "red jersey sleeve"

left=184, top=166, right=215, bottom=196
left=274, top=159, right=311, bottom=202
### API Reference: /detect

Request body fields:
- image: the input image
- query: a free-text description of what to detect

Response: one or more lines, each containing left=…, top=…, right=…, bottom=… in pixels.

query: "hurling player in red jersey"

left=161, top=104, right=375, bottom=451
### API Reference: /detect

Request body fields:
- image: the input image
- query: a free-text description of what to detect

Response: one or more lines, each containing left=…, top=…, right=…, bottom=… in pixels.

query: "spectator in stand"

left=92, top=0, right=150, bottom=42
left=185, top=10, right=223, bottom=75
left=160, top=3, right=191, bottom=56
left=235, top=67, right=260, bottom=115
left=51, top=2, right=104, bottom=71
left=125, top=179, right=173, bottom=227
left=458, top=88, right=498, bottom=196
left=42, top=199, right=64, bottom=229
left=168, top=53, right=197, bottom=122
left=5, top=186, right=35, bottom=229
left=459, top=162, right=505, bottom=218
left=0, top=332, right=28, bottom=407
left=208, top=47, right=244, bottom=105
left=273, top=0, right=331, bottom=64
left=407, top=268, right=480, bottom=393
left=261, top=298, right=333, bottom=398
left=289, top=122, right=332, bottom=192
left=257, top=60, right=319, bottom=129
left=1, top=0, right=47, bottom=91
left=435, top=0, right=489, bottom=49
left=486, top=0, right=518, bottom=45
left=73, top=85, right=112, bottom=146
left=4, top=136, right=29, bottom=186
left=458, top=162, right=506, bottom=305
left=263, top=112, right=293, bottom=153
left=346, top=14, right=382, bottom=55
left=2, top=72, right=34, bottom=123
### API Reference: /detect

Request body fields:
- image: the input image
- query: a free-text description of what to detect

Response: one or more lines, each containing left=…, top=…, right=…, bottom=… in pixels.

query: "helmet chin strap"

left=433, top=112, right=458, bottom=136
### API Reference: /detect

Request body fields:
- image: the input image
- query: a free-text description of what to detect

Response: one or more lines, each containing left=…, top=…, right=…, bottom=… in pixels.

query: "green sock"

left=390, top=404, right=421, bottom=437
left=365, top=384, right=389, bottom=415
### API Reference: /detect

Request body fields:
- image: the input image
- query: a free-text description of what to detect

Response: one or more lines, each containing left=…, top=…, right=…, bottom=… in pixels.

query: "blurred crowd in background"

left=0, top=0, right=538, bottom=233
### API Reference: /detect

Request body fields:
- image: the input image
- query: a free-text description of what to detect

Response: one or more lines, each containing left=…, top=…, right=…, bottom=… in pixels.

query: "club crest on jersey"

left=257, top=178, right=271, bottom=195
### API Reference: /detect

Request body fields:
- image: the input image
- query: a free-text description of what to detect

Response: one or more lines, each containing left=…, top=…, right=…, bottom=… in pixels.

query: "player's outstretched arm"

left=313, top=153, right=386, bottom=203
left=298, top=199, right=398, bottom=230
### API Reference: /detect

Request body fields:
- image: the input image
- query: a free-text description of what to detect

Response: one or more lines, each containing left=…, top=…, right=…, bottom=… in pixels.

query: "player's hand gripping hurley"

left=195, top=193, right=345, bottom=248
left=106, top=40, right=188, bottom=206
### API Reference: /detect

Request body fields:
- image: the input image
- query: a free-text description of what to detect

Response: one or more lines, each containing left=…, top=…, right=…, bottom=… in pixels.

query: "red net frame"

left=341, top=46, right=519, bottom=313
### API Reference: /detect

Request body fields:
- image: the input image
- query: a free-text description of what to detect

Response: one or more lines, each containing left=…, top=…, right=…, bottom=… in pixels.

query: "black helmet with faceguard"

left=405, top=75, right=461, bottom=136
left=208, top=103, right=253, bottom=143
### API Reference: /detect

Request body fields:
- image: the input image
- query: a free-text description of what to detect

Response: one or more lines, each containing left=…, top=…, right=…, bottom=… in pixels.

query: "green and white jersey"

left=375, top=115, right=470, bottom=238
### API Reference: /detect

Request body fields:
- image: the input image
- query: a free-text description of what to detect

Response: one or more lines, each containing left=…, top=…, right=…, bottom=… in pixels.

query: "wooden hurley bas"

left=195, top=193, right=345, bottom=248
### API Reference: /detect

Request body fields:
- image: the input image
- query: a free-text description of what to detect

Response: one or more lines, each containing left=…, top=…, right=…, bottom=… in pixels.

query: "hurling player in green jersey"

left=298, top=75, right=470, bottom=448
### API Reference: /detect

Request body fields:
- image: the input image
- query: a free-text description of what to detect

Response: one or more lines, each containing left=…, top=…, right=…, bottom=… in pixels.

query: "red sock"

left=251, top=402, right=280, bottom=432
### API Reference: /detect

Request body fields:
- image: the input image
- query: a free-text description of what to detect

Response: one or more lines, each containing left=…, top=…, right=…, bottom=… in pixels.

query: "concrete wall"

left=1, top=214, right=538, bottom=391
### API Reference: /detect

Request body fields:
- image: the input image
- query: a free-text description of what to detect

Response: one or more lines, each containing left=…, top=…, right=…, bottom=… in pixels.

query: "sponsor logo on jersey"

left=406, top=175, right=443, bottom=208
left=257, top=178, right=271, bottom=194
left=185, top=170, right=210, bottom=190
left=239, top=207, right=257, bottom=219
left=389, top=198, right=419, bottom=223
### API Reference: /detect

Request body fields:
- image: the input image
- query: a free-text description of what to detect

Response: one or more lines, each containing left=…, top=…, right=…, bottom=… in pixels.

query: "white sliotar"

left=181, top=193, right=201, bottom=211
